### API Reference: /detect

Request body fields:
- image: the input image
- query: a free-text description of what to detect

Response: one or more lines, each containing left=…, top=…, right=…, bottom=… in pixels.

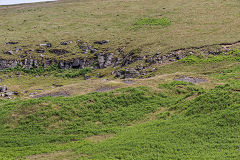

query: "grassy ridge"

left=0, top=67, right=239, bottom=159
left=0, top=86, right=178, bottom=159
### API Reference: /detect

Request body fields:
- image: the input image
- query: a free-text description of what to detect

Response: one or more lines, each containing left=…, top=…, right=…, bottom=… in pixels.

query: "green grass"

left=180, top=50, right=240, bottom=64
left=2, top=65, right=92, bottom=78
left=0, top=86, right=179, bottom=159
left=134, top=17, right=171, bottom=27
left=0, top=70, right=239, bottom=159
left=0, top=0, right=240, bottom=159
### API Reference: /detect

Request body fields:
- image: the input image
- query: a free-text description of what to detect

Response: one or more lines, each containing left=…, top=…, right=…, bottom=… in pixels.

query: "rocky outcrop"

left=96, top=53, right=114, bottom=69
left=0, top=85, right=18, bottom=98
left=0, top=39, right=239, bottom=79
left=114, top=68, right=140, bottom=79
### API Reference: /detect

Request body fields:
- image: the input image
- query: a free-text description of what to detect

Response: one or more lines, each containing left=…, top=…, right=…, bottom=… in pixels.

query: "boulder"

left=97, top=53, right=105, bottom=69
left=0, top=60, right=7, bottom=70
left=0, top=85, right=8, bottom=92
left=60, top=42, right=68, bottom=45
left=40, top=43, right=52, bottom=48
left=104, top=53, right=114, bottom=68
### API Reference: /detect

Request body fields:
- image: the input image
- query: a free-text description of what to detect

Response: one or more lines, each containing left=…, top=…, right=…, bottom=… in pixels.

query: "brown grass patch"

left=85, top=133, right=115, bottom=143
left=25, top=151, right=86, bottom=160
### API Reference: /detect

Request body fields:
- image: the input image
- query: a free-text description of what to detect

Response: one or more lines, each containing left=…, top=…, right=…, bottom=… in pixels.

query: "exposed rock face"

left=23, top=59, right=33, bottom=69
left=96, top=53, right=114, bottom=69
left=0, top=60, right=7, bottom=70
left=0, top=86, right=8, bottom=92
left=120, top=51, right=143, bottom=67
left=104, top=53, right=114, bottom=68
left=97, top=53, right=105, bottom=69
left=7, top=60, right=18, bottom=68
left=115, top=68, right=140, bottom=79
left=1, top=39, right=239, bottom=79
left=73, top=58, right=86, bottom=69
left=0, top=85, right=18, bottom=98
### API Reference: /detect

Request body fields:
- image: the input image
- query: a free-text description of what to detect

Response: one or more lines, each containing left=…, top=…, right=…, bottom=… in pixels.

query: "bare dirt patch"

left=95, top=86, right=118, bottom=92
left=26, top=151, right=85, bottom=160
left=33, top=91, right=70, bottom=98
left=85, top=134, right=115, bottom=143
left=123, top=79, right=135, bottom=84
left=174, top=76, right=208, bottom=84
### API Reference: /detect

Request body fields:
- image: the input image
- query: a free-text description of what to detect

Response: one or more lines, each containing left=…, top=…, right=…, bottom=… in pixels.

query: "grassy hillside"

left=0, top=0, right=240, bottom=55
left=0, top=57, right=239, bottom=159
left=0, top=0, right=240, bottom=159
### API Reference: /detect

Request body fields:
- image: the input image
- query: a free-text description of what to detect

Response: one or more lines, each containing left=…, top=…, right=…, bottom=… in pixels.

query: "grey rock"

left=36, top=49, right=45, bottom=53
left=82, top=49, right=89, bottom=54
left=58, top=61, right=65, bottom=69
left=5, top=91, right=14, bottom=97
left=72, top=59, right=81, bottom=68
left=104, top=53, right=114, bottom=68
left=115, top=68, right=140, bottom=79
left=59, top=61, right=72, bottom=69
left=7, top=60, right=18, bottom=68
left=33, top=60, right=38, bottom=68
left=97, top=53, right=105, bottom=69
left=125, top=68, right=139, bottom=78
left=60, top=42, right=68, bottom=45
left=0, top=85, right=8, bottom=92
left=23, top=59, right=34, bottom=69
left=90, top=48, right=98, bottom=54
left=0, top=60, right=7, bottom=70
left=40, top=43, right=52, bottom=48
left=15, top=71, right=21, bottom=76
left=5, top=51, right=14, bottom=55
left=152, top=68, right=157, bottom=71
left=64, top=61, right=71, bottom=69
left=43, top=60, right=51, bottom=68
left=15, top=47, right=20, bottom=53
left=6, top=42, right=18, bottom=45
